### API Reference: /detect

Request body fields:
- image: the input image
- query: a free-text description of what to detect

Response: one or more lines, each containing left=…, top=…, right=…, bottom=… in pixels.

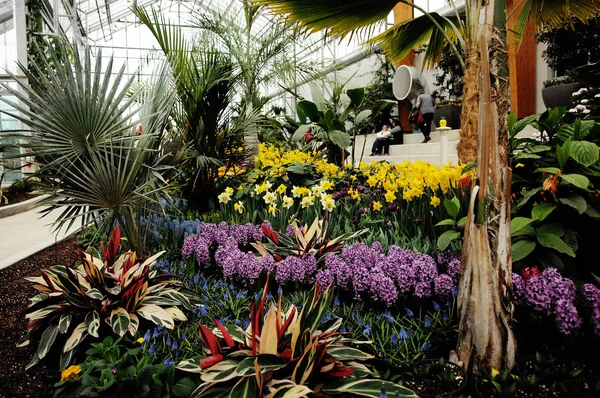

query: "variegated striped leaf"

left=36, top=324, right=59, bottom=360
left=165, top=307, right=187, bottom=321
left=327, top=346, right=374, bottom=361
left=85, top=310, right=100, bottom=337
left=26, top=305, right=61, bottom=320
left=110, top=307, right=131, bottom=337
left=321, top=379, right=418, bottom=398
left=176, top=357, right=203, bottom=373
left=85, top=288, right=105, bottom=300
left=199, top=359, right=239, bottom=383
left=137, top=304, right=174, bottom=329
left=128, top=313, right=139, bottom=336
left=58, top=314, right=72, bottom=334
left=63, top=322, right=87, bottom=353
left=229, top=376, right=257, bottom=398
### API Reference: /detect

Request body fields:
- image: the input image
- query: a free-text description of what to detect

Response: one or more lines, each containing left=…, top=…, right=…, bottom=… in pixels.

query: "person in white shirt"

left=370, top=124, right=390, bottom=156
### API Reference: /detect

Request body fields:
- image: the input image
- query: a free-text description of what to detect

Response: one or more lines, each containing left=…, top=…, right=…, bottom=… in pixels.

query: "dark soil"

left=0, top=239, right=79, bottom=398
left=0, top=192, right=37, bottom=208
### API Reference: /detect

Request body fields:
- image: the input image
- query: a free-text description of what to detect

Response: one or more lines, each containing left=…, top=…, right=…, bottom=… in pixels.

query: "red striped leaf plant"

left=19, top=225, right=193, bottom=370
left=177, top=279, right=417, bottom=398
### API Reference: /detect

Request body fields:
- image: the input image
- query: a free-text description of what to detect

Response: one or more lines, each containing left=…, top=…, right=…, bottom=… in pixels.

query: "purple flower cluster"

left=579, top=283, right=600, bottom=336
left=512, top=268, right=581, bottom=335
left=276, top=254, right=317, bottom=284
left=316, top=243, right=456, bottom=306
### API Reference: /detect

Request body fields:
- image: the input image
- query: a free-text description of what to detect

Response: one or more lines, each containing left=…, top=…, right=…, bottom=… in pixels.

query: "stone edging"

left=0, top=194, right=51, bottom=219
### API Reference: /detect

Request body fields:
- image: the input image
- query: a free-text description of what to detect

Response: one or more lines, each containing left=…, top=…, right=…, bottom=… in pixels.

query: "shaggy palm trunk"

left=244, top=97, right=260, bottom=160
left=456, top=0, right=516, bottom=376
left=456, top=40, right=480, bottom=164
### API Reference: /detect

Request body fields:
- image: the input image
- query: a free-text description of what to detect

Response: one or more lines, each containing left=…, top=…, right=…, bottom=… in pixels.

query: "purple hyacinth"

left=434, top=274, right=455, bottom=299
left=554, top=299, right=582, bottom=335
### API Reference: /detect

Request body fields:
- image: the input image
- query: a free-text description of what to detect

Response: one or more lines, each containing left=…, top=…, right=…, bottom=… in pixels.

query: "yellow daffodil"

left=321, top=196, right=336, bottom=212
left=60, top=365, right=81, bottom=382
left=276, top=184, right=287, bottom=195
left=348, top=188, right=360, bottom=201
left=320, top=180, right=334, bottom=191
left=282, top=195, right=294, bottom=208
left=384, top=190, right=396, bottom=203
left=224, top=187, right=234, bottom=194
left=291, top=186, right=304, bottom=198
left=515, top=163, right=525, bottom=168
left=301, top=195, right=314, bottom=208
left=268, top=204, right=278, bottom=216
left=234, top=201, right=245, bottom=214
left=263, top=191, right=277, bottom=204
left=312, top=185, right=323, bottom=197
left=373, top=201, right=383, bottom=211
left=217, top=191, right=232, bottom=204
left=430, top=196, right=441, bottom=207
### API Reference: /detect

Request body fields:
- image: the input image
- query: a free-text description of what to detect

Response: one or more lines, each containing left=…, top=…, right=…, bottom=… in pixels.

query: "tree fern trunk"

left=456, top=0, right=516, bottom=376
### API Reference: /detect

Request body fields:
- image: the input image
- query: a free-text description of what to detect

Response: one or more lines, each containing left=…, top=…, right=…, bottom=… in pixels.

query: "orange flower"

left=542, top=174, right=559, bottom=193
left=60, top=365, right=81, bottom=381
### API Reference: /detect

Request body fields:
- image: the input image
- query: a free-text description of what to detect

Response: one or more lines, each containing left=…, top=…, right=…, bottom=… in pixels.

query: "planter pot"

left=433, top=104, right=462, bottom=130
left=541, top=82, right=581, bottom=110
left=402, top=359, right=466, bottom=397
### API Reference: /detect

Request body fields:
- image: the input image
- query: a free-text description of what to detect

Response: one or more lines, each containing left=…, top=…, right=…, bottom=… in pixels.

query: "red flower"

left=522, top=266, right=541, bottom=281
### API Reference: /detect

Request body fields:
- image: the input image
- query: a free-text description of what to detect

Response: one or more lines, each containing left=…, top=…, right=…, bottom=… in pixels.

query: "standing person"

left=416, top=91, right=436, bottom=143
left=370, top=124, right=390, bottom=156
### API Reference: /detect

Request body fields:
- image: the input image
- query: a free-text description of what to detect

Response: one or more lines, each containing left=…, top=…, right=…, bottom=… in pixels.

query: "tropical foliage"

left=20, top=226, right=193, bottom=370
left=177, top=281, right=417, bottom=397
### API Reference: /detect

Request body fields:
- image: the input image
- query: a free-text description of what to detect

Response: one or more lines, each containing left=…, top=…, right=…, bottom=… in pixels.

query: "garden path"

left=0, top=206, right=79, bottom=270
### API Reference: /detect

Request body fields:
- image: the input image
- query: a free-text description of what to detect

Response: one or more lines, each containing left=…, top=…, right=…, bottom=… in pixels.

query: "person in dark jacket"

left=416, top=91, right=436, bottom=143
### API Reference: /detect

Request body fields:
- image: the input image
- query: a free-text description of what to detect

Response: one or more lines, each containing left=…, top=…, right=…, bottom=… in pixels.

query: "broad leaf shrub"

left=218, top=144, right=472, bottom=245
left=510, top=109, right=600, bottom=278
left=20, top=226, right=193, bottom=370
left=177, top=281, right=418, bottom=397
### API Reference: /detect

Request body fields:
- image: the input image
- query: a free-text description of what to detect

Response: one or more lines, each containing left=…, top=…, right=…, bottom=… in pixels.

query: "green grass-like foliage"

left=177, top=280, right=417, bottom=398
left=20, top=226, right=193, bottom=370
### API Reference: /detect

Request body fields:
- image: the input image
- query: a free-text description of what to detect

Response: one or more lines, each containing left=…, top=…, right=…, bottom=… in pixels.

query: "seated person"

left=382, top=119, right=403, bottom=155
left=370, top=124, right=391, bottom=156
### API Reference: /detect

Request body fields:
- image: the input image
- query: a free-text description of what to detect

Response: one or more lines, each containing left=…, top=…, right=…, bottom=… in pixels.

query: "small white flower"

left=595, top=93, right=600, bottom=98
left=568, top=108, right=578, bottom=113
left=576, top=104, right=587, bottom=111
left=583, top=109, right=591, bottom=114
left=581, top=99, right=589, bottom=104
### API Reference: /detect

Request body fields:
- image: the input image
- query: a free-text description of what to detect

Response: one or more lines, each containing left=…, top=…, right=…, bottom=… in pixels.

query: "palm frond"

left=370, top=13, right=465, bottom=71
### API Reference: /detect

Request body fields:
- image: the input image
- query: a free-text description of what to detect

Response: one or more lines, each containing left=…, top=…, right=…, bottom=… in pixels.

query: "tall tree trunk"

left=456, top=38, right=480, bottom=164
left=244, top=97, right=260, bottom=160
left=456, top=0, right=516, bottom=376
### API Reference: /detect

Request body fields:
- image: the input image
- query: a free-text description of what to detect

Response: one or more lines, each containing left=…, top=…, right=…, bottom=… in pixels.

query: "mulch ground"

left=0, top=238, right=79, bottom=398
left=0, top=192, right=37, bottom=208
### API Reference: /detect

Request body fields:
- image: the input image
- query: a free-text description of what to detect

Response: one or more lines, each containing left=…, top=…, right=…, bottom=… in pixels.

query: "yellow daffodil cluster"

left=358, top=160, right=468, bottom=203
left=217, top=164, right=245, bottom=177
left=253, top=144, right=345, bottom=179
left=217, top=187, right=234, bottom=204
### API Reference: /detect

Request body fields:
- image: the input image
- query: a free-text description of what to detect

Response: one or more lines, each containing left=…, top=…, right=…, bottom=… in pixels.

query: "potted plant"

left=402, top=357, right=466, bottom=397
left=537, top=13, right=600, bottom=110
left=432, top=44, right=464, bottom=129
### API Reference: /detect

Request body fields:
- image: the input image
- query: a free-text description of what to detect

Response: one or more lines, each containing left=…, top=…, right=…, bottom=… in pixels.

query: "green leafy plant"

left=435, top=196, right=467, bottom=251
left=53, top=336, right=198, bottom=398
left=177, top=280, right=417, bottom=397
left=477, top=367, right=550, bottom=398
left=20, top=226, right=193, bottom=370
left=510, top=109, right=600, bottom=272
left=403, top=357, right=466, bottom=397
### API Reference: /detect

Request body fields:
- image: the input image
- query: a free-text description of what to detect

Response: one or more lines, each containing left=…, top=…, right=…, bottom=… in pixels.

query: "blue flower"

left=167, top=336, right=172, bottom=347
left=391, top=334, right=398, bottom=345
left=380, top=386, right=388, bottom=398
left=400, top=328, right=408, bottom=341
left=152, top=328, right=159, bottom=339
left=277, top=286, right=283, bottom=296
left=433, top=301, right=441, bottom=311
left=443, top=312, right=449, bottom=322
left=144, top=330, right=151, bottom=343
left=406, top=308, right=414, bottom=317
left=199, top=306, right=208, bottom=317
left=422, top=341, right=431, bottom=351
left=340, top=325, right=347, bottom=333
left=383, top=312, right=394, bottom=324
left=148, top=344, right=156, bottom=355
left=181, top=333, right=186, bottom=340
left=363, top=324, right=371, bottom=336
left=452, top=287, right=458, bottom=297
left=164, top=357, right=174, bottom=368
left=172, top=340, right=178, bottom=350
left=424, top=316, right=431, bottom=328
left=334, top=297, right=340, bottom=307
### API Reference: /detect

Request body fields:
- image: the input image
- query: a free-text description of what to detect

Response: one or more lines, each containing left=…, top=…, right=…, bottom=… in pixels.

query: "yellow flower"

left=268, top=204, right=278, bottom=216
left=225, top=187, right=234, bottom=194
left=320, top=180, right=334, bottom=191
left=233, top=201, right=245, bottom=214
left=137, top=337, right=144, bottom=344
left=373, top=201, right=383, bottom=211
left=60, top=365, right=81, bottom=382
left=312, top=185, right=323, bottom=197
left=321, top=196, right=336, bottom=212
left=276, top=184, right=287, bottom=195
left=263, top=191, right=277, bottom=204
left=430, top=196, right=441, bottom=207
left=515, top=163, right=525, bottom=168
left=291, top=186, right=303, bottom=198
left=301, top=195, right=314, bottom=208
left=217, top=192, right=232, bottom=204
left=348, top=188, right=360, bottom=201
left=384, top=190, right=396, bottom=203
left=490, top=367, right=500, bottom=379
left=282, top=195, right=294, bottom=208
left=350, top=175, right=357, bottom=182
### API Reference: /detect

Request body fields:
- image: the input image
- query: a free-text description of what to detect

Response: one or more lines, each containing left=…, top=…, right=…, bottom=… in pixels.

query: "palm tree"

left=192, top=0, right=320, bottom=157
left=255, top=0, right=599, bottom=376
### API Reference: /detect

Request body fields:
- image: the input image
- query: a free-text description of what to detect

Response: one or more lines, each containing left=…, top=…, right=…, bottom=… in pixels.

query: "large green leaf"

left=346, top=87, right=365, bottom=108
left=531, top=202, right=556, bottom=222
left=172, top=377, right=197, bottom=397
left=235, top=354, right=286, bottom=376
left=517, top=187, right=542, bottom=208
left=512, top=240, right=536, bottom=262
left=443, top=197, right=460, bottom=220
left=561, top=173, right=590, bottom=189
left=355, top=109, right=372, bottom=125
left=437, top=230, right=461, bottom=250
left=537, top=232, right=575, bottom=257
left=329, top=130, right=351, bottom=148
left=559, top=194, right=588, bottom=214
left=569, top=141, right=599, bottom=167
left=510, top=217, right=534, bottom=235
left=297, top=100, right=321, bottom=122
left=327, top=346, right=373, bottom=361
